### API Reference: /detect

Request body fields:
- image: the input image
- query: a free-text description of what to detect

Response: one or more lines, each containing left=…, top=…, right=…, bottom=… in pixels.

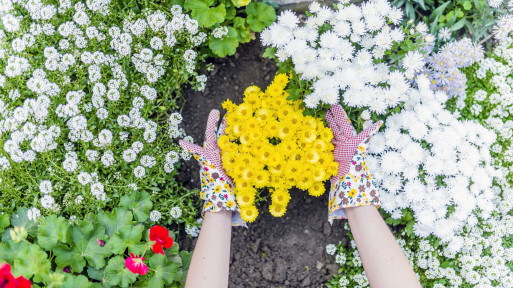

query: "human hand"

left=179, top=109, right=244, bottom=226
left=325, top=104, right=383, bottom=222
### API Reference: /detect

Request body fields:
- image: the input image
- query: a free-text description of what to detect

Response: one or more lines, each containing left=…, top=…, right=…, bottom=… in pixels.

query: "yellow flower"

left=214, top=186, right=222, bottom=193
left=348, top=188, right=357, bottom=197
left=236, top=181, right=251, bottom=192
left=278, top=125, right=292, bottom=139
left=222, top=99, right=237, bottom=113
left=241, top=206, right=259, bottom=223
left=269, top=203, right=287, bottom=217
left=254, top=171, right=269, bottom=188
left=241, top=168, right=255, bottom=182
left=308, top=182, right=325, bottom=197
left=235, top=103, right=252, bottom=118
left=303, top=129, right=317, bottom=143
left=236, top=190, right=255, bottom=207
left=226, top=200, right=235, bottom=208
left=312, top=166, right=326, bottom=182
left=313, top=139, right=326, bottom=151
left=194, top=154, right=200, bottom=160
left=244, top=85, right=261, bottom=97
left=255, top=108, right=271, bottom=122
left=271, top=189, right=290, bottom=206
left=305, top=150, right=320, bottom=164
left=220, top=74, right=337, bottom=222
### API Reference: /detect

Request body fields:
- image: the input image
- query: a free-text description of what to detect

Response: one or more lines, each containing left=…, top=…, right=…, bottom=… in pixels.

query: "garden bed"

left=178, top=39, right=348, bottom=287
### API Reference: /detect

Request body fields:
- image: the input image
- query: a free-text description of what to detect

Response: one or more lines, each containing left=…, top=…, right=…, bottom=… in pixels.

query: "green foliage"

left=0, top=205, right=188, bottom=287
left=185, top=0, right=226, bottom=27
left=208, top=27, right=240, bottom=57
left=245, top=2, right=277, bottom=32
left=392, top=0, right=508, bottom=43
left=181, top=0, right=277, bottom=57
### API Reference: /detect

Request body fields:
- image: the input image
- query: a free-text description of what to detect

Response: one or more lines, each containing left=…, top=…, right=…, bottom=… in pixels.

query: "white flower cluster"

left=474, top=36, right=513, bottom=166
left=261, top=1, right=417, bottom=113
left=0, top=0, right=199, bottom=220
left=367, top=75, right=499, bottom=245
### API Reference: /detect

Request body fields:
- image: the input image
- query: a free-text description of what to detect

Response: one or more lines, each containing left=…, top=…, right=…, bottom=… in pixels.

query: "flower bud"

left=9, top=226, right=27, bottom=243
left=97, top=238, right=106, bottom=247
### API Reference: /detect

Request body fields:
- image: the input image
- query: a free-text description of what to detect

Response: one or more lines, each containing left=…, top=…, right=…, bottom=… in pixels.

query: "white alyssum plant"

left=0, top=0, right=205, bottom=224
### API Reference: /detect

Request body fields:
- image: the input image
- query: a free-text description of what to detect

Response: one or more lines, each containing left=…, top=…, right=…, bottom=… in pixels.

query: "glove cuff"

left=198, top=155, right=246, bottom=227
left=328, top=147, right=381, bottom=224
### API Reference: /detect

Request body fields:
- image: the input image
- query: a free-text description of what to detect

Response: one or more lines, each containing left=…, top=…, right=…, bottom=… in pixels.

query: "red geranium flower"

left=149, top=225, right=173, bottom=255
left=0, top=263, right=32, bottom=288
left=125, top=253, right=148, bottom=275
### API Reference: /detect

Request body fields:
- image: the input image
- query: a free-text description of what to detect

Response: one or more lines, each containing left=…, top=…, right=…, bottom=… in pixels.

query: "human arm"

left=325, top=104, right=420, bottom=287
left=179, top=110, right=245, bottom=288
left=185, top=210, right=233, bottom=288
left=346, top=206, right=421, bottom=288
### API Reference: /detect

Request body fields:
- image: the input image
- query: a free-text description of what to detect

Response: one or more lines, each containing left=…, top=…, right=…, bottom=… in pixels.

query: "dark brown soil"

left=177, top=39, right=349, bottom=288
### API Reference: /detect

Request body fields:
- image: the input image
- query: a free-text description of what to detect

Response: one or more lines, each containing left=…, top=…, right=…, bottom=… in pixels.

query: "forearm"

left=185, top=210, right=233, bottom=288
left=346, top=206, right=421, bottom=288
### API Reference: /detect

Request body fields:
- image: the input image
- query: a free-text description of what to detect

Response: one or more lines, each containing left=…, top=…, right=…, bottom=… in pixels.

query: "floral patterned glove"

left=179, top=110, right=245, bottom=226
left=325, top=104, right=383, bottom=223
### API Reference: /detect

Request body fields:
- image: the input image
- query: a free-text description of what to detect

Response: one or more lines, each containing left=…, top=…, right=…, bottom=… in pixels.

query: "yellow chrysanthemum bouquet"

left=219, top=74, right=339, bottom=222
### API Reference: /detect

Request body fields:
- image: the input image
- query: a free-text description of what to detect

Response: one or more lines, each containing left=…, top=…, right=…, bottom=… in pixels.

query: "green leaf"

left=87, top=267, right=104, bottom=282
left=97, top=208, right=134, bottom=237
left=414, top=0, right=426, bottom=10
left=62, top=275, right=93, bottom=288
left=0, top=214, right=9, bottom=233
left=208, top=27, right=239, bottom=57
left=105, top=256, right=137, bottom=287
left=147, top=254, right=181, bottom=288
left=184, top=0, right=226, bottom=28
left=0, top=241, right=27, bottom=263
left=429, top=1, right=451, bottom=21
left=54, top=222, right=112, bottom=273
left=245, top=2, right=276, bottom=32
left=12, top=244, right=51, bottom=283
left=451, top=19, right=466, bottom=31
left=108, top=224, right=145, bottom=255
left=262, top=47, right=277, bottom=60
left=179, top=251, right=193, bottom=284
left=233, top=17, right=253, bottom=43
left=463, top=1, right=472, bottom=10
left=38, top=215, right=69, bottom=251
left=120, top=191, right=153, bottom=222
left=10, top=207, right=38, bottom=236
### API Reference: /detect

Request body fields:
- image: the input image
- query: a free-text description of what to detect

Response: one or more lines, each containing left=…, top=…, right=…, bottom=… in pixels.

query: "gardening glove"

left=325, top=104, right=383, bottom=223
left=179, top=109, right=245, bottom=226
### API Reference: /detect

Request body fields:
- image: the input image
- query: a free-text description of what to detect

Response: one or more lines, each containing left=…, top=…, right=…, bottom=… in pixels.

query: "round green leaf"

left=245, top=2, right=276, bottom=32
left=208, top=27, right=239, bottom=57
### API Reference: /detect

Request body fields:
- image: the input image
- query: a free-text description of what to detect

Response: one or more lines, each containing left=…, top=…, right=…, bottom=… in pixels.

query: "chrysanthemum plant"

left=261, top=0, right=429, bottom=132
left=219, top=74, right=339, bottom=222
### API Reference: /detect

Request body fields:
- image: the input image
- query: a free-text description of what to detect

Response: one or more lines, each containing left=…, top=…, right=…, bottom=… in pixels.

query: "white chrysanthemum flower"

left=402, top=51, right=424, bottom=73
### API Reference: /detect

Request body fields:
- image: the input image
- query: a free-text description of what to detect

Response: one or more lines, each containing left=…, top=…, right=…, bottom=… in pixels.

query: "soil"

left=177, top=39, right=349, bottom=288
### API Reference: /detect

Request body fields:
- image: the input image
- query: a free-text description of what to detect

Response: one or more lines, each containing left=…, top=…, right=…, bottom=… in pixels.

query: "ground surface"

left=177, top=39, right=349, bottom=288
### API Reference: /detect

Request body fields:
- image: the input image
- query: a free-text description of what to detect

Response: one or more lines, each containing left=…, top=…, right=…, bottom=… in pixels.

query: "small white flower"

left=150, top=210, right=161, bottom=222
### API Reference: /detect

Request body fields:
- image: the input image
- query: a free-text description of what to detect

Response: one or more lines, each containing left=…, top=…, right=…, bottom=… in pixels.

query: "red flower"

left=149, top=225, right=174, bottom=255
left=125, top=253, right=148, bottom=275
left=0, top=263, right=32, bottom=288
